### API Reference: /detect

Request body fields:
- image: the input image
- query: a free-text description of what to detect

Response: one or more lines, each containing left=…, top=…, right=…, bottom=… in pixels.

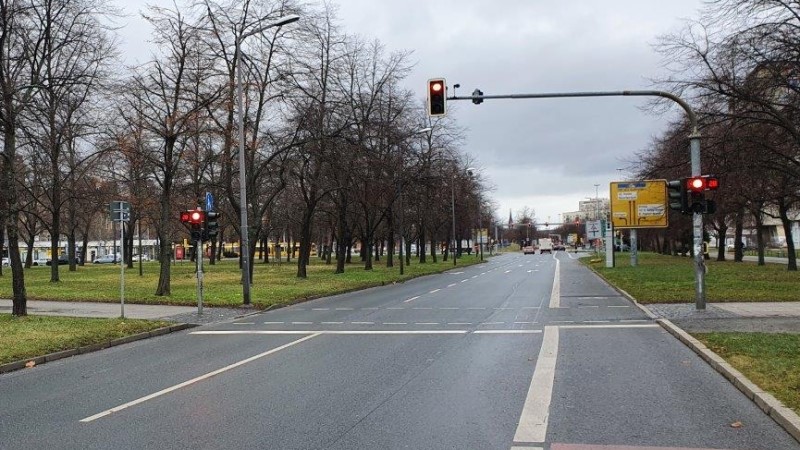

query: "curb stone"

left=0, top=323, right=196, bottom=375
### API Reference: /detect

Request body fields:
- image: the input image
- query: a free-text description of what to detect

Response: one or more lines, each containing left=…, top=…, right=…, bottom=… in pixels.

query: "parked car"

left=132, top=254, right=151, bottom=262
left=614, top=243, right=630, bottom=252
left=2, top=257, right=8, bottom=266
left=46, top=255, right=68, bottom=266
left=32, top=257, right=49, bottom=266
left=93, top=254, right=118, bottom=264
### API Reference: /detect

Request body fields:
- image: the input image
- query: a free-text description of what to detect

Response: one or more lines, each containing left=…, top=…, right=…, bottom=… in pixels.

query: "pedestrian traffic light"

left=667, top=179, right=687, bottom=213
left=181, top=209, right=205, bottom=226
left=685, top=175, right=720, bottom=214
left=427, top=78, right=446, bottom=116
left=204, top=211, right=220, bottom=241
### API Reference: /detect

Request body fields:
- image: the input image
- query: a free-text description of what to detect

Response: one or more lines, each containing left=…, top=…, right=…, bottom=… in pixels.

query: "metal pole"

left=236, top=38, right=252, bottom=305
left=451, top=178, right=457, bottom=266
left=450, top=88, right=704, bottom=307
left=120, top=221, right=125, bottom=319
left=197, top=238, right=204, bottom=315
left=691, top=134, right=705, bottom=309
left=478, top=214, right=483, bottom=261
left=630, top=229, right=638, bottom=267
left=399, top=181, right=404, bottom=275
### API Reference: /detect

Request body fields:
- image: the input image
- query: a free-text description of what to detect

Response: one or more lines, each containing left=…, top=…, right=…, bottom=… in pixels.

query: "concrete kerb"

left=585, top=266, right=800, bottom=443
left=0, top=323, right=196, bottom=375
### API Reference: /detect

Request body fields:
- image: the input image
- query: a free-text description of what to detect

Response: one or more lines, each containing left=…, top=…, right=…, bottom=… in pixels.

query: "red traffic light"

left=686, top=175, right=720, bottom=192
left=427, top=78, right=446, bottom=116
left=181, top=208, right=205, bottom=225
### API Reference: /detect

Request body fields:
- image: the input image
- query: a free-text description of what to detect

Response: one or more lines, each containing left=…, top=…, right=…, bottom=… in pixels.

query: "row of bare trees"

left=629, top=0, right=800, bottom=272
left=0, top=0, right=491, bottom=315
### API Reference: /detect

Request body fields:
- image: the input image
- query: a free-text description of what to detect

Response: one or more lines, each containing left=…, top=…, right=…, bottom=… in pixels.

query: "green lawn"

left=0, top=255, right=487, bottom=308
left=694, top=332, right=800, bottom=415
left=583, top=252, right=799, bottom=303
left=0, top=315, right=169, bottom=365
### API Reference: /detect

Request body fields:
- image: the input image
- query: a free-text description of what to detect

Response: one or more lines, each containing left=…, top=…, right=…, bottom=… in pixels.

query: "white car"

left=32, top=257, right=49, bottom=266
left=132, top=254, right=151, bottom=261
left=1, top=257, right=8, bottom=266
left=93, top=254, right=118, bottom=264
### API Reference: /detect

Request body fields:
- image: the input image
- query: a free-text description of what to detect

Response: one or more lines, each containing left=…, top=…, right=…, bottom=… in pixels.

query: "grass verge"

left=582, top=252, right=799, bottom=303
left=0, top=255, right=486, bottom=308
left=693, top=332, right=800, bottom=415
left=0, top=315, right=170, bottom=365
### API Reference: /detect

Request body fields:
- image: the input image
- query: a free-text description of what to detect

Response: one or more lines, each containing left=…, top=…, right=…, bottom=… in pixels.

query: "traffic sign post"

left=109, top=201, right=130, bottom=318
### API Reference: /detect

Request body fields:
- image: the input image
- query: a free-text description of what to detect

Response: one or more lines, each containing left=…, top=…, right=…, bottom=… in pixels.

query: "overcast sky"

left=114, top=0, right=704, bottom=226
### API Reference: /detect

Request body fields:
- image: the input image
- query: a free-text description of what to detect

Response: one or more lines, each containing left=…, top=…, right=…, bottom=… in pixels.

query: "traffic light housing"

left=686, top=175, right=719, bottom=214
left=180, top=208, right=205, bottom=241
left=427, top=78, right=446, bottom=116
left=667, top=179, right=687, bottom=213
left=204, top=211, right=220, bottom=241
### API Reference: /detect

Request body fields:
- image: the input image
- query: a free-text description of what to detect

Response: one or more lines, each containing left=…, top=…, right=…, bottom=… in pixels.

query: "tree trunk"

left=3, top=126, right=27, bottom=315
left=716, top=223, right=728, bottom=262
left=155, top=169, right=174, bottom=296
left=778, top=202, right=797, bottom=271
left=734, top=210, right=744, bottom=262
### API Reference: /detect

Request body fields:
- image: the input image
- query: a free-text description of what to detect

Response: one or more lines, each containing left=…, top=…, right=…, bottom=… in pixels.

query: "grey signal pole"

left=449, top=89, right=706, bottom=309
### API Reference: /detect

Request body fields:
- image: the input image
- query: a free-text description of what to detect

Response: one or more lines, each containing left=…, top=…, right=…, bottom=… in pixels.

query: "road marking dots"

left=404, top=296, right=420, bottom=303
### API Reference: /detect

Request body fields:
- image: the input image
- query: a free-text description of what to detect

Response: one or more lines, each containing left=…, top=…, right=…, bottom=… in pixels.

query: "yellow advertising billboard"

left=610, top=180, right=668, bottom=229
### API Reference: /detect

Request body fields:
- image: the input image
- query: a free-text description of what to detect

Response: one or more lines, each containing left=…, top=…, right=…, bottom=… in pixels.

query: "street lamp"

left=237, top=14, right=299, bottom=305
left=466, top=167, right=483, bottom=261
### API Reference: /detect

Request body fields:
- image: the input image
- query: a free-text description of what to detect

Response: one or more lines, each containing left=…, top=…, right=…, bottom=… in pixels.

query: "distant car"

left=1, top=257, right=8, bottom=266
left=132, top=254, right=151, bottom=262
left=32, top=257, right=49, bottom=266
left=47, top=254, right=84, bottom=265
left=554, top=244, right=566, bottom=251
left=614, top=243, right=630, bottom=252
left=93, top=254, right=118, bottom=264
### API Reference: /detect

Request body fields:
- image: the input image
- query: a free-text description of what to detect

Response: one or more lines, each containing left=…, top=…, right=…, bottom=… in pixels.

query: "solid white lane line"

left=558, top=324, right=660, bottom=329
left=404, top=296, right=420, bottom=303
left=514, top=326, right=558, bottom=443
left=580, top=306, right=600, bottom=308
left=81, top=333, right=320, bottom=423
left=548, top=259, right=561, bottom=309
left=474, top=330, right=542, bottom=334
left=263, top=322, right=284, bottom=325
left=312, top=308, right=329, bottom=311
left=233, top=322, right=254, bottom=325
left=608, top=305, right=631, bottom=308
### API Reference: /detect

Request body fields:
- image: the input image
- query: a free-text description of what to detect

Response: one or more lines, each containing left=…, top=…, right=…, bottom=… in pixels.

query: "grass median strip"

left=583, top=252, right=798, bottom=303
left=693, top=332, right=800, bottom=415
left=0, top=315, right=170, bottom=366
left=0, top=257, right=486, bottom=308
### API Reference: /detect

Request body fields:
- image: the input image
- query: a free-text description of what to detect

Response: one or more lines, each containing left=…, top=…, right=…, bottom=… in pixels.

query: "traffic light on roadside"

left=427, top=78, right=446, bottom=116
left=685, top=175, right=720, bottom=214
left=180, top=208, right=205, bottom=241
left=204, top=211, right=220, bottom=241
left=667, top=179, right=687, bottom=214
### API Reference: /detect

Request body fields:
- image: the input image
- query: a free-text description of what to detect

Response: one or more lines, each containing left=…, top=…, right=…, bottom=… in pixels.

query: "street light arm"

left=241, top=14, right=300, bottom=40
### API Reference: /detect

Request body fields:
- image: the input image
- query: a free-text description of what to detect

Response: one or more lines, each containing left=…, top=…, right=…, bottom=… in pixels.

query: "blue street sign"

left=205, top=192, right=214, bottom=211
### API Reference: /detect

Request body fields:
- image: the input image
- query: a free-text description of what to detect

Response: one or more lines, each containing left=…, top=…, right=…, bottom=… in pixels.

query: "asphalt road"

left=1, top=253, right=797, bottom=450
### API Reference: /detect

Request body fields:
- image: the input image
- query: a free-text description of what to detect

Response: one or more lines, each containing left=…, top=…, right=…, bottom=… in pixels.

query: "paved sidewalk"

left=0, top=299, right=259, bottom=325
left=645, top=302, right=800, bottom=333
